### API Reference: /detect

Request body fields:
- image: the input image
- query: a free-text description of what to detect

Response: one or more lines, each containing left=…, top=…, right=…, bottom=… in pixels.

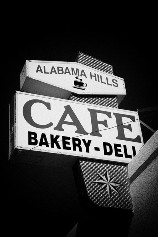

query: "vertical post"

left=68, top=52, right=133, bottom=236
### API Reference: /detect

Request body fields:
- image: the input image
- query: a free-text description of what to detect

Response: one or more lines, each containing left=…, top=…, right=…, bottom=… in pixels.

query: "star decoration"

left=92, top=170, right=120, bottom=198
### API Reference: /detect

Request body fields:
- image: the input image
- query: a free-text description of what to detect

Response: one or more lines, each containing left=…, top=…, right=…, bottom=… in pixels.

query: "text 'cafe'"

left=10, top=91, right=143, bottom=164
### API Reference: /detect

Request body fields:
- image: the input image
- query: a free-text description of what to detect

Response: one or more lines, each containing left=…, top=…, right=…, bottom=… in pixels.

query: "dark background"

left=1, top=11, right=158, bottom=236
left=2, top=21, right=158, bottom=147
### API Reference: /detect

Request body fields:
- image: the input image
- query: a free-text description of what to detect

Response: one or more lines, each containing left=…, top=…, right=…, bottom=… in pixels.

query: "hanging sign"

left=20, top=60, right=126, bottom=97
left=9, top=91, right=143, bottom=163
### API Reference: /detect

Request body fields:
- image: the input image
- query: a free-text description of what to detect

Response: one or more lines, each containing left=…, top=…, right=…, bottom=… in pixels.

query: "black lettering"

left=39, top=133, right=49, bottom=147
left=57, top=67, right=64, bottom=74
left=50, top=135, right=61, bottom=149
left=62, top=136, right=71, bottom=150
left=97, top=74, right=100, bottom=82
left=64, top=67, right=71, bottom=75
left=90, top=72, right=97, bottom=81
left=44, top=66, right=49, bottom=74
left=100, top=76, right=106, bottom=84
left=50, top=66, right=57, bottom=74
left=54, top=105, right=88, bottom=135
left=23, top=99, right=53, bottom=129
left=72, top=137, right=82, bottom=152
left=123, top=145, right=132, bottom=158
left=88, top=109, right=112, bottom=137
left=36, top=65, right=43, bottom=73
left=106, top=77, right=112, bottom=86
left=114, top=143, right=123, bottom=157
left=112, top=78, right=118, bottom=87
left=28, top=131, right=38, bottom=145
left=82, top=139, right=91, bottom=153
left=113, top=113, right=141, bottom=143
left=132, top=146, right=136, bottom=156
left=103, top=142, right=113, bottom=155
left=71, top=68, right=79, bottom=76
left=80, top=70, right=87, bottom=78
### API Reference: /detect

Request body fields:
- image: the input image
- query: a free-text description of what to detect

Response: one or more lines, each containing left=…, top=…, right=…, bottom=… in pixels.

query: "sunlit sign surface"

left=9, top=91, right=143, bottom=163
left=20, top=60, right=126, bottom=96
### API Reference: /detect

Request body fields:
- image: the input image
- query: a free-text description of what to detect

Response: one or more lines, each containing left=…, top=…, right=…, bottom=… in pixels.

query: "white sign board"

left=20, top=60, right=126, bottom=97
left=9, top=91, right=143, bottom=163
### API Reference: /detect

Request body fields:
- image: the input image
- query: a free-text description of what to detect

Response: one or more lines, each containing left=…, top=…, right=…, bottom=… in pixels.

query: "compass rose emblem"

left=92, top=169, right=120, bottom=198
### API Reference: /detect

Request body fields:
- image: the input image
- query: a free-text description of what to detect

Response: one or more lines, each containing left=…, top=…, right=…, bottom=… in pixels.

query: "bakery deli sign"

left=20, top=60, right=126, bottom=96
left=9, top=91, right=143, bottom=163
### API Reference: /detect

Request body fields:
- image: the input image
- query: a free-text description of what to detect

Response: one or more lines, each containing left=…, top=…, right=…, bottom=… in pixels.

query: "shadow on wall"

left=128, top=130, right=158, bottom=237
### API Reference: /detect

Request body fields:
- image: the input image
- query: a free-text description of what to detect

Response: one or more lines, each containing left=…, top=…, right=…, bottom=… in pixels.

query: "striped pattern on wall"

left=69, top=94, right=118, bottom=108
left=76, top=51, right=113, bottom=74
left=71, top=53, right=132, bottom=211
left=69, top=52, right=118, bottom=108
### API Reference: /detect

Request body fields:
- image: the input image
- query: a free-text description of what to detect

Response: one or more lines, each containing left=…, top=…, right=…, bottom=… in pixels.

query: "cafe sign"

left=9, top=91, right=143, bottom=163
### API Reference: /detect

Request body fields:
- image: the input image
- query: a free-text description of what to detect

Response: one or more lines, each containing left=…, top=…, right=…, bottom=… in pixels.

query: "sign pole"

left=68, top=52, right=134, bottom=236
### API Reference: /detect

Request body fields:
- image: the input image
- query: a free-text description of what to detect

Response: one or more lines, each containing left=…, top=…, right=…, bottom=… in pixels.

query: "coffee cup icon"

left=73, top=77, right=87, bottom=90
